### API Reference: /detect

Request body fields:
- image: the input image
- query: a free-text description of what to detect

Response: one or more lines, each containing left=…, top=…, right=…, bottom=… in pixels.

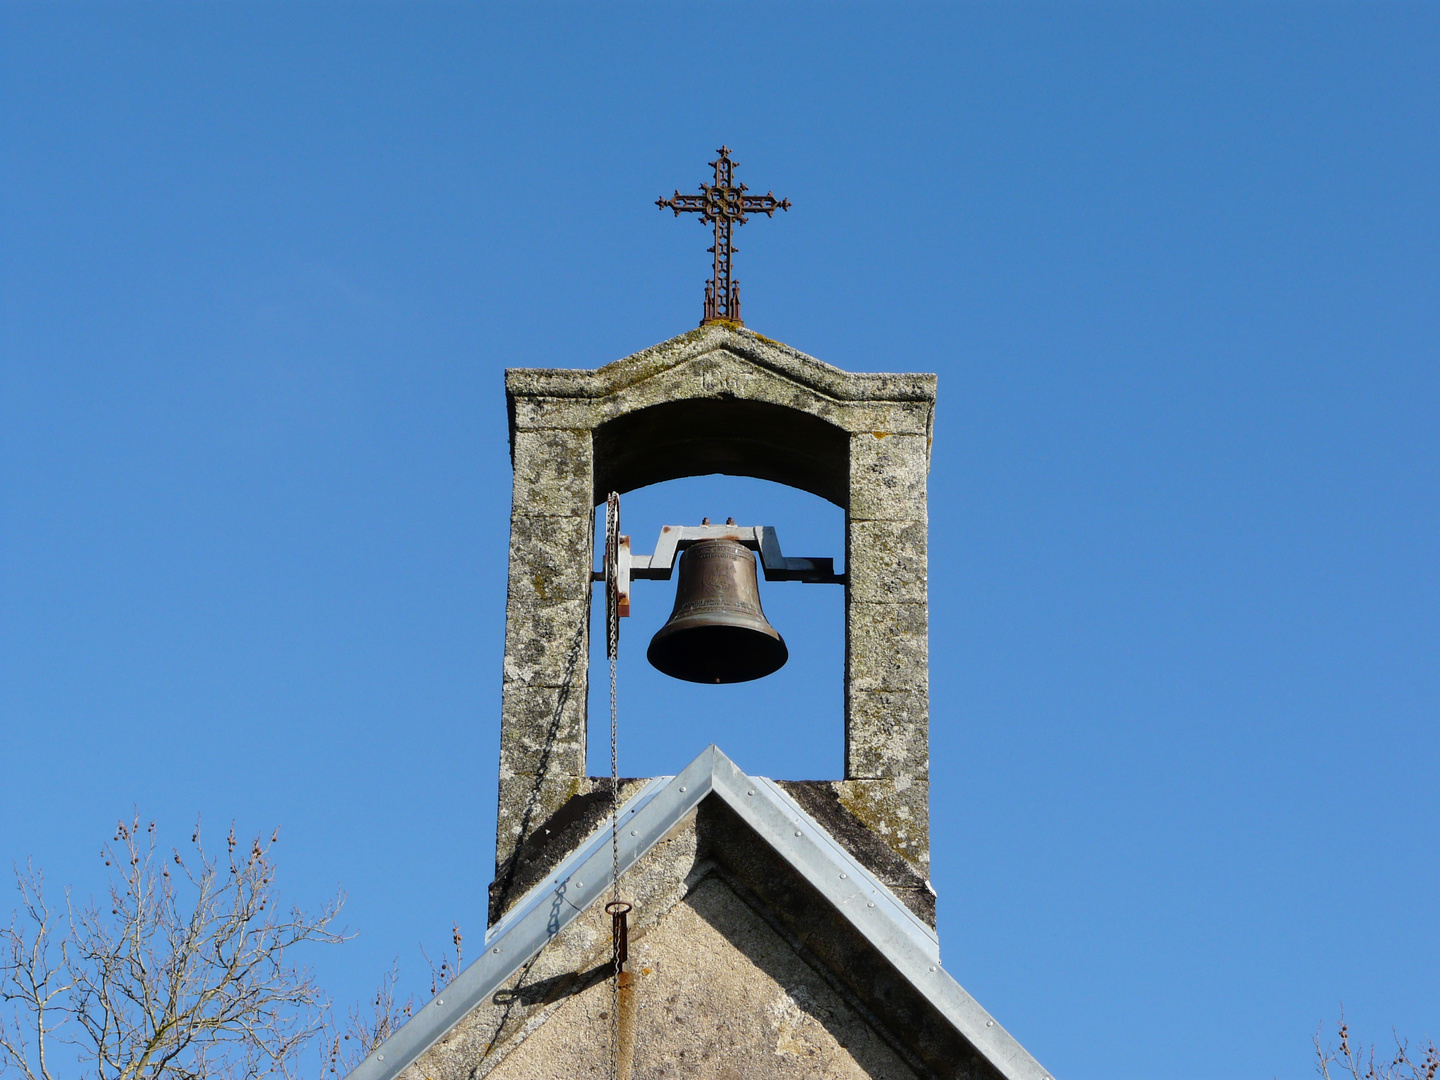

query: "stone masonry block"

left=848, top=433, right=928, bottom=522
left=640, top=352, right=794, bottom=410
left=622, top=352, right=924, bottom=438
left=510, top=429, right=593, bottom=516
left=494, top=772, right=588, bottom=875
left=846, top=689, right=929, bottom=780
left=583, top=348, right=810, bottom=423
left=847, top=601, right=928, bottom=694
left=498, top=683, right=587, bottom=780
left=848, top=519, right=927, bottom=604
left=515, top=388, right=932, bottom=439
left=509, top=395, right=601, bottom=433
left=833, top=778, right=930, bottom=878
left=506, top=512, right=592, bottom=606
left=502, top=599, right=590, bottom=688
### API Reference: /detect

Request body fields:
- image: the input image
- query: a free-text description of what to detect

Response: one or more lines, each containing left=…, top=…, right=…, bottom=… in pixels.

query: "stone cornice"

left=505, top=324, right=936, bottom=407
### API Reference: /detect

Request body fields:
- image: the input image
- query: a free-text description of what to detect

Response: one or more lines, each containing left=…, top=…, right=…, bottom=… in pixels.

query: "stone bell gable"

left=499, top=323, right=937, bottom=901
left=343, top=325, right=1056, bottom=1080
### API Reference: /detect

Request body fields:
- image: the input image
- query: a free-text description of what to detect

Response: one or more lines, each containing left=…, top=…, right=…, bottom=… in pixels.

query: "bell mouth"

left=647, top=618, right=788, bottom=684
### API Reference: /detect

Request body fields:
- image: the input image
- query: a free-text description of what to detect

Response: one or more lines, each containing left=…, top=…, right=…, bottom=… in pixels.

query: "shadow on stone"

left=693, top=797, right=1003, bottom=1080
left=491, top=962, right=613, bottom=1008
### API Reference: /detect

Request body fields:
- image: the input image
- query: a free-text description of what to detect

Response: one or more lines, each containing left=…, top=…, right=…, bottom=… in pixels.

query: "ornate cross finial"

left=657, top=147, right=790, bottom=326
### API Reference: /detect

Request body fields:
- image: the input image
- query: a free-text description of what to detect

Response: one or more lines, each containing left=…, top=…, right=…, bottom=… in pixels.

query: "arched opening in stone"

left=587, top=473, right=845, bottom=782
left=592, top=397, right=851, bottom=509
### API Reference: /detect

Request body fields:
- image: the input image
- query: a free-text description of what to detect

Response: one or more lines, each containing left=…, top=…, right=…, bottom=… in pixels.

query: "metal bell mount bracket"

left=593, top=521, right=845, bottom=617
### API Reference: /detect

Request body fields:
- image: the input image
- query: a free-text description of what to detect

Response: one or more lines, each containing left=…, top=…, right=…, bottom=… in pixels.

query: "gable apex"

left=348, top=747, right=1052, bottom=1080
left=505, top=324, right=938, bottom=507
left=505, top=323, right=937, bottom=410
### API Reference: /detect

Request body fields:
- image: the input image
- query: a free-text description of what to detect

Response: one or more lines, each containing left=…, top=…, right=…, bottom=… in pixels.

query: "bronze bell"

left=647, top=538, right=788, bottom=684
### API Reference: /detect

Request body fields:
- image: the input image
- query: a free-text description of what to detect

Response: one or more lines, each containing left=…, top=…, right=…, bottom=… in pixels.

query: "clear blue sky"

left=2, top=5, right=1436, bottom=1078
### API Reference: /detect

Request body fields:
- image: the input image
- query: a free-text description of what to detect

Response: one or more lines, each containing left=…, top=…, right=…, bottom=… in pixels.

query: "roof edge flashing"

left=345, top=746, right=1052, bottom=1080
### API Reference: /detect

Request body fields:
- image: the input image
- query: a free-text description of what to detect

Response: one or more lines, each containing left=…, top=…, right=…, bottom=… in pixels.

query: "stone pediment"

left=347, top=748, right=1052, bottom=1080
left=506, top=324, right=934, bottom=509
left=507, top=322, right=936, bottom=417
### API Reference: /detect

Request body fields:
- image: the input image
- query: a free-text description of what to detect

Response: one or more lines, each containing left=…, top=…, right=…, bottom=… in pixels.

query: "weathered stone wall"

left=412, top=799, right=1004, bottom=1080
left=484, top=876, right=920, bottom=1080
left=500, top=323, right=936, bottom=883
left=496, top=431, right=595, bottom=876
left=843, top=429, right=932, bottom=875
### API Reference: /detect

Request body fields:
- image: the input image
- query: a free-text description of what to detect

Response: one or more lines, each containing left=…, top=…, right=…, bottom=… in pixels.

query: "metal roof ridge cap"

left=749, top=776, right=939, bottom=949
left=341, top=777, right=674, bottom=1080
left=490, top=746, right=721, bottom=944
left=703, top=766, right=1052, bottom=1080
left=344, top=746, right=1054, bottom=1080
left=921, top=965, right=1056, bottom=1080
left=703, top=768, right=939, bottom=964
left=485, top=749, right=725, bottom=945
left=344, top=753, right=727, bottom=1080
left=482, top=775, right=672, bottom=946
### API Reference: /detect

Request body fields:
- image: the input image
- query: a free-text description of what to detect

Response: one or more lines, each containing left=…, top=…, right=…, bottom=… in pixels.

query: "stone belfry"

left=348, top=153, right=1053, bottom=1080
left=496, top=326, right=935, bottom=893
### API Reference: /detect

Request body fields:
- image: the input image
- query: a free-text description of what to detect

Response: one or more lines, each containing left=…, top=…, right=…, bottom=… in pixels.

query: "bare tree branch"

left=1, top=816, right=345, bottom=1080
left=1317, top=1012, right=1440, bottom=1080
left=0, top=863, right=74, bottom=1080
left=321, top=965, right=411, bottom=1080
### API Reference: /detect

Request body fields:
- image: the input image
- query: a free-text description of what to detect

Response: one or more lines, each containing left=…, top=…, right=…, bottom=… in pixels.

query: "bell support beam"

left=591, top=522, right=843, bottom=619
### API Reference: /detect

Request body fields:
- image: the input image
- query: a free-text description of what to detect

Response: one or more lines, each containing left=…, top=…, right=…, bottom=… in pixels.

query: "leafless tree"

left=318, top=965, right=408, bottom=1080
left=1317, top=1014, right=1439, bottom=1080
left=0, top=816, right=345, bottom=1080
left=421, top=925, right=462, bottom=1000
left=319, top=924, right=462, bottom=1077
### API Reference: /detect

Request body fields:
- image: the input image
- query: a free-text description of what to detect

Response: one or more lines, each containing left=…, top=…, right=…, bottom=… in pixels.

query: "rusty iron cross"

left=657, top=147, right=790, bottom=327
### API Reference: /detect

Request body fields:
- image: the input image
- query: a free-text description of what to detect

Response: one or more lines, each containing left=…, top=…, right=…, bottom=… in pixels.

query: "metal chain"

left=605, top=492, right=621, bottom=1080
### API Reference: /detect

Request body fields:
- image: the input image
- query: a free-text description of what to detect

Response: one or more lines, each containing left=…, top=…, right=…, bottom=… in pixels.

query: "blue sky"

left=2, top=5, right=1436, bottom=1078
